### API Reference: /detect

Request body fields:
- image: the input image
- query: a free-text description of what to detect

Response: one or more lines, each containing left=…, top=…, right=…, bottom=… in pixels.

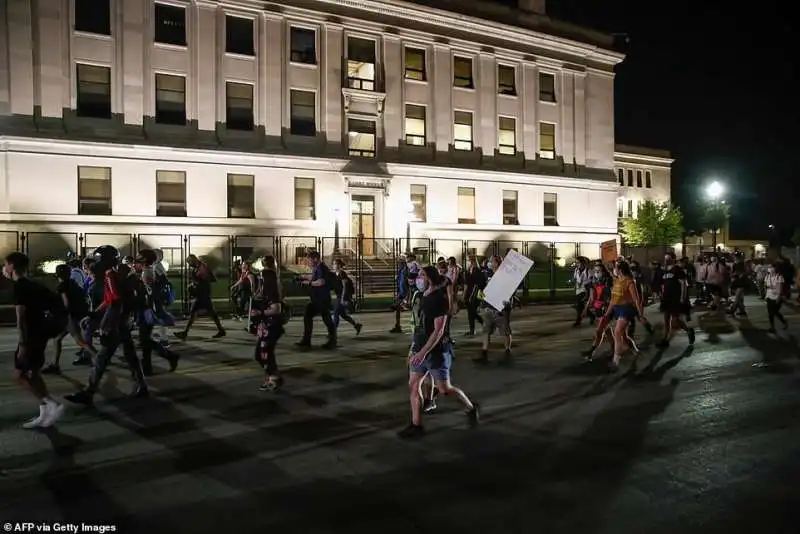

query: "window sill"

left=498, top=92, right=518, bottom=99
left=290, top=61, right=319, bottom=69
left=154, top=42, right=188, bottom=51
left=73, top=31, right=112, bottom=41
left=539, top=99, right=558, bottom=105
left=225, top=52, right=256, bottom=60
left=404, top=77, right=428, bottom=85
left=453, top=85, right=476, bottom=92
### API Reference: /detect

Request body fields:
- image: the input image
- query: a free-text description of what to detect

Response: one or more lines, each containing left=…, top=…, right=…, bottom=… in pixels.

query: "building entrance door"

left=351, top=195, right=375, bottom=256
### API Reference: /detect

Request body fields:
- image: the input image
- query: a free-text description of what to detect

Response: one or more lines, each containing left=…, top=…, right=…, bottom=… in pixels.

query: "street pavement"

left=0, top=297, right=799, bottom=534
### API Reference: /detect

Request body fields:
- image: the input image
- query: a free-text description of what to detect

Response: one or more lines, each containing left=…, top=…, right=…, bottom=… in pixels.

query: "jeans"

left=301, top=299, right=336, bottom=344
left=332, top=298, right=357, bottom=328
left=138, top=322, right=173, bottom=372
left=87, top=328, right=146, bottom=394
left=465, top=293, right=483, bottom=333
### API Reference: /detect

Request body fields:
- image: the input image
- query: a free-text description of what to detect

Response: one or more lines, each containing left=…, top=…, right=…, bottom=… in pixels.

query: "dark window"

left=225, top=16, right=254, bottom=56
left=347, top=37, right=376, bottom=91
left=290, top=90, right=315, bottom=136
left=454, top=56, right=473, bottom=88
left=347, top=119, right=376, bottom=158
left=76, top=64, right=111, bottom=119
left=154, top=3, right=186, bottom=46
left=228, top=174, right=255, bottom=218
left=78, top=166, right=112, bottom=215
left=627, top=169, right=634, bottom=187
left=74, top=0, right=111, bottom=35
left=539, top=72, right=556, bottom=102
left=404, top=104, right=426, bottom=146
left=498, top=65, right=516, bottom=96
left=543, top=193, right=558, bottom=226
left=498, top=116, right=516, bottom=155
left=617, top=168, right=624, bottom=185
left=645, top=171, right=652, bottom=188
left=404, top=48, right=426, bottom=81
left=155, top=73, right=186, bottom=125
left=156, top=170, right=186, bottom=217
left=290, top=27, right=316, bottom=64
left=636, top=170, right=643, bottom=188
left=503, top=190, right=518, bottom=225
left=226, top=82, right=253, bottom=131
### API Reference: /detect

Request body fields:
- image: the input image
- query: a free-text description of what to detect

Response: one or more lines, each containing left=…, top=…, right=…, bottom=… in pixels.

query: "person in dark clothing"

left=3, top=252, right=66, bottom=429
left=582, top=262, right=613, bottom=360
left=656, top=252, right=696, bottom=348
left=296, top=251, right=337, bottom=349
left=175, top=254, right=226, bottom=340
left=64, top=245, right=148, bottom=405
left=463, top=256, right=486, bottom=336
left=399, top=265, right=479, bottom=439
left=727, top=261, right=748, bottom=317
left=331, top=259, right=362, bottom=334
left=42, top=263, right=96, bottom=374
left=135, top=249, right=178, bottom=376
left=678, top=257, right=694, bottom=321
left=249, top=256, right=285, bottom=390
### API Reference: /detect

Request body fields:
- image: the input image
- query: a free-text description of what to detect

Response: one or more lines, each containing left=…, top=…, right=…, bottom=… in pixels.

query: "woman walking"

left=250, top=256, right=286, bottom=390
left=764, top=263, right=788, bottom=333
left=605, top=260, right=643, bottom=371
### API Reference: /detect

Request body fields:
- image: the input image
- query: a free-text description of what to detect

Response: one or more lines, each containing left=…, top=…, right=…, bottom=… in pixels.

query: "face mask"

left=415, top=278, right=426, bottom=291
left=593, top=270, right=602, bottom=278
left=768, top=268, right=775, bottom=275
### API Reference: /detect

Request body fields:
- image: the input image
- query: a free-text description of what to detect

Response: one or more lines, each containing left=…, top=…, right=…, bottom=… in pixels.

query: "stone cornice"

left=614, top=152, right=674, bottom=166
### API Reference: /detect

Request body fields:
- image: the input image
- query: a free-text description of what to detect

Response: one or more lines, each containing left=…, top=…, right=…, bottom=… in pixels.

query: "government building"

left=0, top=0, right=640, bottom=268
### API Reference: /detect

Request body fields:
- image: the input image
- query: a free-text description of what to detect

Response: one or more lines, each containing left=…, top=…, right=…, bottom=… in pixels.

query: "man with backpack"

left=296, top=251, right=337, bottom=349
left=175, top=254, right=226, bottom=340
left=3, top=252, right=66, bottom=428
left=65, top=245, right=148, bottom=405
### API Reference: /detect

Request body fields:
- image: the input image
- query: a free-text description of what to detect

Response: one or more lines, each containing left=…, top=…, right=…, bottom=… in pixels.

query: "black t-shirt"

left=661, top=266, right=685, bottom=301
left=419, top=288, right=449, bottom=359
left=12, top=277, right=49, bottom=338
left=253, top=270, right=281, bottom=325
left=57, top=279, right=89, bottom=318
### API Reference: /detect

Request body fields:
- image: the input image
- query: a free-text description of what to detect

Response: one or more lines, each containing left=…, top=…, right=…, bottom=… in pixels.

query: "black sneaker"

left=212, top=330, right=226, bottom=339
left=64, top=390, right=94, bottom=406
left=422, top=398, right=437, bottom=413
left=355, top=323, right=363, bottom=335
left=397, top=423, right=425, bottom=439
left=467, top=403, right=480, bottom=427
left=174, top=331, right=188, bottom=341
left=687, top=327, right=696, bottom=346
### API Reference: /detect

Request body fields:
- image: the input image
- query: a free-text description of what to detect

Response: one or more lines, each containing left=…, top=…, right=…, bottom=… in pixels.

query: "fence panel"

left=524, top=241, right=554, bottom=297
left=136, top=234, right=185, bottom=312
left=279, top=235, right=319, bottom=271
left=553, top=242, right=579, bottom=293
left=320, top=236, right=358, bottom=267
left=497, top=240, right=524, bottom=257
left=23, top=232, right=79, bottom=290
left=400, top=238, right=433, bottom=264
left=432, top=239, right=465, bottom=266
left=82, top=233, right=134, bottom=258
left=363, top=237, right=398, bottom=302
left=233, top=235, right=277, bottom=266
left=578, top=242, right=603, bottom=261
left=188, top=234, right=233, bottom=311
left=0, top=231, right=20, bottom=305
left=465, top=240, right=496, bottom=267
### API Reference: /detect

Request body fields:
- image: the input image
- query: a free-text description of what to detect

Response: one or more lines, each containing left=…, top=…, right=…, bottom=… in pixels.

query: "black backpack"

left=39, top=284, right=68, bottom=339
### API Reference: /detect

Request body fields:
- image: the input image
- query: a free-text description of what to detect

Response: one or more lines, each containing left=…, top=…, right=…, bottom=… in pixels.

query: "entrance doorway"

left=351, top=195, right=375, bottom=256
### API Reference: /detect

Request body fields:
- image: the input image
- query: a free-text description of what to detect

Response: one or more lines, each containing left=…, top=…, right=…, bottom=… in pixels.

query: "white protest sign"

left=482, top=250, right=534, bottom=311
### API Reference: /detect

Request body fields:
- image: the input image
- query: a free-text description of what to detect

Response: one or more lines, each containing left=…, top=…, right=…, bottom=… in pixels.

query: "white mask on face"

left=415, top=278, right=426, bottom=291
left=767, top=267, right=775, bottom=275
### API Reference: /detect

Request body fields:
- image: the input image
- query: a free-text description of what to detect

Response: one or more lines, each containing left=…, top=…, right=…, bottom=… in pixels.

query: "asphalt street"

left=0, top=297, right=799, bottom=534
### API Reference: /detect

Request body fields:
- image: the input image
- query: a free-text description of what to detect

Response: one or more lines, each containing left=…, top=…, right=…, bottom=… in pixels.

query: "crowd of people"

left=1, top=244, right=795, bottom=438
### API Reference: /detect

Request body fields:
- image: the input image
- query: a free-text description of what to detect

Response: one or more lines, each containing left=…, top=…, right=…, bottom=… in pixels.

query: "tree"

left=700, top=201, right=730, bottom=235
left=620, top=200, right=684, bottom=246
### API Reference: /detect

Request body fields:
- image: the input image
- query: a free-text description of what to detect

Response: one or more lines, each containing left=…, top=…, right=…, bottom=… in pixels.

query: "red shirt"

left=95, top=269, right=121, bottom=313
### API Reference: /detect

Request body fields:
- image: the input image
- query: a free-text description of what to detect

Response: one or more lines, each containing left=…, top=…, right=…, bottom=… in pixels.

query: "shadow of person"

left=739, top=318, right=796, bottom=373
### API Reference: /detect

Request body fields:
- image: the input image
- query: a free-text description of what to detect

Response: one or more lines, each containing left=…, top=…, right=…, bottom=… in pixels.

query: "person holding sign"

left=399, top=266, right=479, bottom=439
left=473, top=255, right=513, bottom=366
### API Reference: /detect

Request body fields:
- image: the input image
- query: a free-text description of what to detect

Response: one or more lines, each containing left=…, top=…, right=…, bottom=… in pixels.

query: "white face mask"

left=415, top=278, right=426, bottom=291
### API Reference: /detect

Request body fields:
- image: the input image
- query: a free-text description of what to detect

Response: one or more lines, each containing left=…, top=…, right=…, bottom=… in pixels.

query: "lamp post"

left=333, top=208, right=340, bottom=255
left=405, top=202, right=416, bottom=255
left=705, top=181, right=725, bottom=250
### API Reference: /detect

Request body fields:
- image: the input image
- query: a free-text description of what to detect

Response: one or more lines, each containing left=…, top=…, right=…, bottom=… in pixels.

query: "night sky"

left=548, top=0, right=797, bottom=242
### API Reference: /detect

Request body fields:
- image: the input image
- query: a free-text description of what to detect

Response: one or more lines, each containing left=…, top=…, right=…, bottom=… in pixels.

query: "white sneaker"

left=40, top=401, right=65, bottom=427
left=22, top=405, right=47, bottom=429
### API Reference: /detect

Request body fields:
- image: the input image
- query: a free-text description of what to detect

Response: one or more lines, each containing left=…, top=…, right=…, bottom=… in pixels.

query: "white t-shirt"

left=765, top=273, right=784, bottom=300
left=153, top=261, right=167, bottom=277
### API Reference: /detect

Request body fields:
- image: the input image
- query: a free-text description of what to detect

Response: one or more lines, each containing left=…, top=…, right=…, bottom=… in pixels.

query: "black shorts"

left=660, top=300, right=685, bottom=317
left=14, top=340, right=48, bottom=372
left=706, top=284, right=722, bottom=296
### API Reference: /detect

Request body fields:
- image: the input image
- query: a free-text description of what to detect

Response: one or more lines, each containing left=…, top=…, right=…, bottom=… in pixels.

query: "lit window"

left=454, top=111, right=473, bottom=151
left=543, top=193, right=558, bottom=226
left=498, top=65, right=516, bottom=95
left=539, top=122, right=555, bottom=159
left=454, top=56, right=473, bottom=88
left=156, top=170, right=186, bottom=217
left=498, top=117, right=516, bottom=155
left=410, top=184, right=426, bottom=222
left=227, top=174, right=254, bottom=218
left=404, top=48, right=426, bottom=81
left=347, top=37, right=376, bottom=91
left=78, top=166, right=111, bottom=215
left=347, top=119, right=376, bottom=158
left=294, top=177, right=315, bottom=220
left=503, top=190, right=518, bottom=225
left=405, top=104, right=426, bottom=146
left=457, top=187, right=475, bottom=224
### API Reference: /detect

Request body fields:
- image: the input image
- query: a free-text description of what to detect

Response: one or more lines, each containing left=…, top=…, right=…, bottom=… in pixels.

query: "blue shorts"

left=612, top=304, right=638, bottom=321
left=410, top=343, right=453, bottom=383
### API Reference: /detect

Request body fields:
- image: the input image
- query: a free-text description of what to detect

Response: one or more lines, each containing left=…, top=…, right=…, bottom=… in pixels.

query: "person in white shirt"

left=754, top=259, right=767, bottom=299
left=764, top=263, right=788, bottom=332
left=153, top=249, right=170, bottom=347
left=572, top=258, right=591, bottom=327
left=704, top=255, right=726, bottom=311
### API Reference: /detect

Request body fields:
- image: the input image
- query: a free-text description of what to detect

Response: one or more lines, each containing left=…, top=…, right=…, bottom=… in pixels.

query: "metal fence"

left=0, top=229, right=645, bottom=309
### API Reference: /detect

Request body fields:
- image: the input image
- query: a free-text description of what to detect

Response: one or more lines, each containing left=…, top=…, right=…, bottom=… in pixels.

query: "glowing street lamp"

left=705, top=181, right=725, bottom=250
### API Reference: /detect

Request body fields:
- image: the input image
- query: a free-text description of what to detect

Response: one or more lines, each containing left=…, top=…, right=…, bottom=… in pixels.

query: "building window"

left=498, top=65, right=516, bottom=95
left=347, top=119, right=376, bottom=158
left=347, top=37, right=376, bottom=91
left=156, top=170, right=186, bottom=217
left=154, top=3, right=186, bottom=46
left=617, top=197, right=624, bottom=218
left=503, top=190, right=518, bottom=225
left=453, top=111, right=473, bottom=151
left=627, top=169, right=634, bottom=187
left=453, top=56, right=474, bottom=88
left=76, top=64, right=111, bottom=119
left=539, top=122, right=555, bottom=159
left=155, top=74, right=186, bottom=125
left=410, top=184, right=426, bottom=222
left=289, top=90, right=316, bottom=136
left=405, top=104, right=426, bottom=146
left=225, top=16, right=254, bottom=56
left=498, top=116, right=516, bottom=155
left=227, top=173, right=254, bottom=218
left=645, top=171, right=652, bottom=188
left=617, top=168, right=624, bottom=185
left=539, top=72, right=556, bottom=102
left=74, top=0, right=110, bottom=35
left=290, top=27, right=316, bottom=64
left=543, top=192, right=558, bottom=226
left=457, top=187, right=476, bottom=224
left=78, top=166, right=111, bottom=215
left=627, top=199, right=633, bottom=218
left=226, top=82, right=253, bottom=131
left=404, top=47, right=426, bottom=81
left=636, top=170, right=643, bottom=188
left=294, top=177, right=315, bottom=220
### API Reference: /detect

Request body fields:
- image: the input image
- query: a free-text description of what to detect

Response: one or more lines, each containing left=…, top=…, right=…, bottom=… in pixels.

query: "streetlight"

left=705, top=181, right=725, bottom=250
left=405, top=202, right=416, bottom=255
left=333, top=207, right=340, bottom=254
